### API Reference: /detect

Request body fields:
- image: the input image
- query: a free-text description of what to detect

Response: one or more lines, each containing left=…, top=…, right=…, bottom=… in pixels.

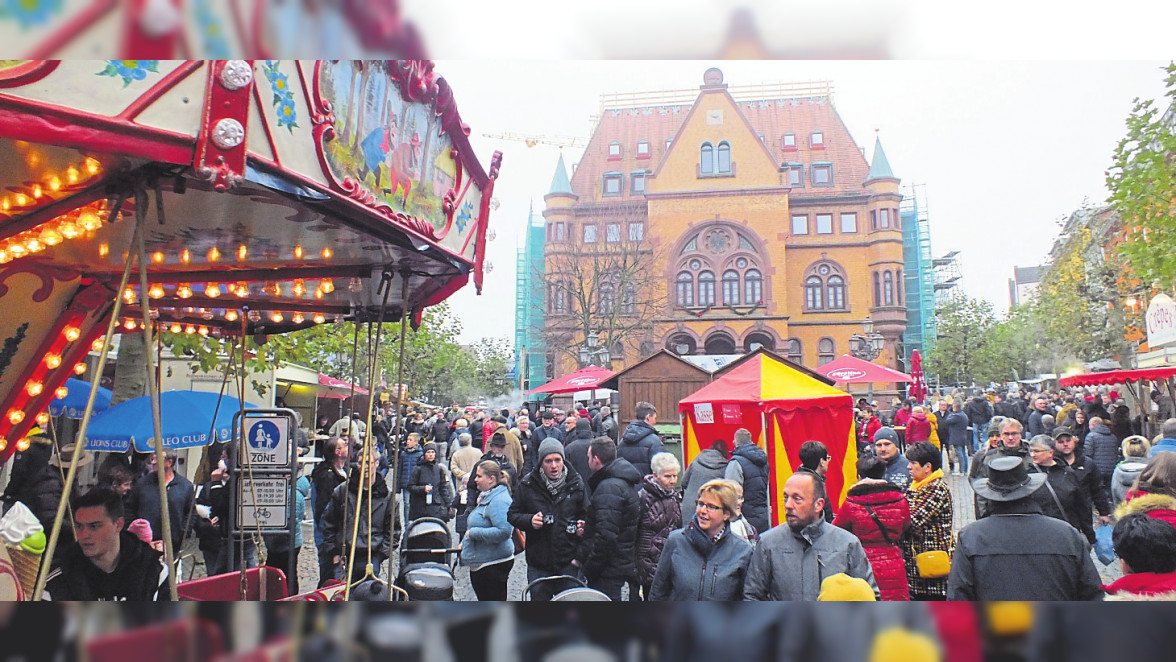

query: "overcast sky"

left=434, top=60, right=1172, bottom=345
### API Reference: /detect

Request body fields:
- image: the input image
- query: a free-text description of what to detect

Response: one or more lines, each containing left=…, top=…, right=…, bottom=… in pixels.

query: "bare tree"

left=536, top=202, right=666, bottom=371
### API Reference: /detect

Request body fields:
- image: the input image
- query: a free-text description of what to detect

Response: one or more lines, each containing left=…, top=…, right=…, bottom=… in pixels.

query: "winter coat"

left=1065, top=453, right=1112, bottom=518
left=679, top=449, right=730, bottom=525
left=635, top=474, right=683, bottom=586
left=579, top=457, right=643, bottom=582
left=944, top=411, right=970, bottom=446
left=407, top=457, right=454, bottom=521
left=44, top=531, right=170, bottom=601
left=1150, top=437, right=1176, bottom=456
left=964, top=397, right=993, bottom=426
left=321, top=470, right=398, bottom=562
left=512, top=427, right=538, bottom=477
left=904, top=411, right=932, bottom=444
left=312, top=462, right=349, bottom=524
left=743, top=518, right=879, bottom=601
left=563, top=436, right=593, bottom=490
left=534, top=423, right=564, bottom=445
left=1113, top=491, right=1176, bottom=526
left=1103, top=571, right=1176, bottom=600
left=1084, top=422, right=1120, bottom=477
left=396, top=446, right=423, bottom=493
left=618, top=419, right=665, bottom=477
left=882, top=454, right=911, bottom=491
left=926, top=412, right=941, bottom=449
left=1029, top=461, right=1094, bottom=544
left=903, top=475, right=954, bottom=598
left=460, top=452, right=518, bottom=524
left=127, top=472, right=195, bottom=554
left=429, top=418, right=452, bottom=446
left=1027, top=410, right=1048, bottom=437
left=725, top=443, right=771, bottom=533
left=488, top=423, right=525, bottom=473
left=832, top=481, right=911, bottom=601
left=460, top=484, right=514, bottom=571
left=600, top=415, right=619, bottom=442
left=947, top=500, right=1103, bottom=601
left=648, top=520, right=753, bottom=601
left=506, top=463, right=590, bottom=573
left=1112, top=459, right=1149, bottom=507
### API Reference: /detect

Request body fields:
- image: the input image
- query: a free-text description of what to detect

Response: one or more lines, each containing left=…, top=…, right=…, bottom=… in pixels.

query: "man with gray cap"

left=507, top=438, right=589, bottom=600
left=871, top=427, right=910, bottom=490
left=948, top=455, right=1102, bottom=600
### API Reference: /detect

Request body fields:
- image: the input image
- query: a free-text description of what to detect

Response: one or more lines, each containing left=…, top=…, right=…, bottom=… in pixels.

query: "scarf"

left=476, top=485, right=495, bottom=506
left=910, top=468, right=944, bottom=492
left=540, top=465, right=568, bottom=497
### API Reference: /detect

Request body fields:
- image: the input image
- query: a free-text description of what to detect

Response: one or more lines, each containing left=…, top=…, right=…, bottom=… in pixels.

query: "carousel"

left=0, top=60, right=500, bottom=600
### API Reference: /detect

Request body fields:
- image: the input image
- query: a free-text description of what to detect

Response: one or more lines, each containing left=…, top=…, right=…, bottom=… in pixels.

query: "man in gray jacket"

left=743, top=472, right=878, bottom=601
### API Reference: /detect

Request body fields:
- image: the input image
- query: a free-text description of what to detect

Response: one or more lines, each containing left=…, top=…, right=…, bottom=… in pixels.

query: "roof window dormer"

left=636, top=140, right=650, bottom=159
left=810, top=130, right=825, bottom=149
left=608, top=142, right=622, bottom=160
left=782, top=132, right=797, bottom=151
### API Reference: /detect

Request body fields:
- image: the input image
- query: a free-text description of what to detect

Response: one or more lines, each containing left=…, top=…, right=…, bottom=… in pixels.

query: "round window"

left=818, top=264, right=830, bottom=276
left=690, top=259, right=702, bottom=271
left=736, top=257, right=748, bottom=269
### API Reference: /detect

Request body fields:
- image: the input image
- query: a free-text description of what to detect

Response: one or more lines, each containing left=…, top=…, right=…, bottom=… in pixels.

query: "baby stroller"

left=521, top=574, right=611, bottom=601
left=394, top=517, right=459, bottom=600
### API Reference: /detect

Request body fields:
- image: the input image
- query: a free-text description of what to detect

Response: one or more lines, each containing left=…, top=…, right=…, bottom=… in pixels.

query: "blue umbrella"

left=49, top=378, right=113, bottom=418
left=83, top=390, right=254, bottom=453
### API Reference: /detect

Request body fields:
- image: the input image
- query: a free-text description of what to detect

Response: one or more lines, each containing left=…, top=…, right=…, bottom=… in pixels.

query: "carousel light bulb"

left=24, top=236, right=43, bottom=253
left=90, top=338, right=104, bottom=351
left=15, top=437, right=30, bottom=452
left=206, top=247, right=221, bottom=262
left=313, top=313, right=325, bottom=324
left=198, top=326, right=209, bottom=336
left=234, top=282, right=249, bottom=297
left=0, top=438, right=7, bottom=452
left=224, top=310, right=239, bottom=322
left=48, top=175, right=61, bottom=192
left=176, top=283, right=193, bottom=299
left=293, top=245, right=304, bottom=259
left=292, top=312, right=304, bottom=324
left=64, top=327, right=81, bottom=342
left=40, top=227, right=62, bottom=246
left=170, top=323, right=182, bottom=333
left=32, top=184, right=42, bottom=200
left=314, top=288, right=324, bottom=300
left=8, top=410, right=24, bottom=424
left=66, top=166, right=79, bottom=184
left=320, top=279, right=335, bottom=294
left=321, top=247, right=332, bottom=259
left=348, top=277, right=363, bottom=293
left=148, top=283, right=165, bottom=299
left=8, top=243, right=26, bottom=257
left=15, top=193, right=28, bottom=206
left=73, top=363, right=86, bottom=375
left=54, top=386, right=68, bottom=399
left=151, top=251, right=165, bottom=264
left=270, top=311, right=283, bottom=323
left=185, top=325, right=196, bottom=335
left=0, top=249, right=8, bottom=264
left=124, top=319, right=137, bottom=330
left=180, top=249, right=191, bottom=264
left=35, top=412, right=49, bottom=426
left=247, top=310, right=261, bottom=323
left=78, top=210, right=101, bottom=230
left=237, top=245, right=248, bottom=261
left=45, top=354, right=61, bottom=369
left=98, top=243, right=109, bottom=257
left=60, top=219, right=80, bottom=239
left=85, top=158, right=100, bottom=175
left=123, top=287, right=137, bottom=304
left=26, top=382, right=43, bottom=396
left=205, top=283, right=221, bottom=298
left=292, top=279, right=306, bottom=297
left=1, top=197, right=8, bottom=211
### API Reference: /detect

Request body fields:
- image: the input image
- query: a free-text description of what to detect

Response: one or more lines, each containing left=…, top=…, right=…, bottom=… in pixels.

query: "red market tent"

left=1059, top=366, right=1176, bottom=388
left=679, top=353, right=856, bottom=525
left=526, top=365, right=616, bottom=395
left=817, top=354, right=913, bottom=384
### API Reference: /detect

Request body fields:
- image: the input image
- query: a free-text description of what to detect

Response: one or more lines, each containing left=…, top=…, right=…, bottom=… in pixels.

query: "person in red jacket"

left=905, top=406, right=933, bottom=444
left=832, top=454, right=912, bottom=600
left=857, top=405, right=882, bottom=452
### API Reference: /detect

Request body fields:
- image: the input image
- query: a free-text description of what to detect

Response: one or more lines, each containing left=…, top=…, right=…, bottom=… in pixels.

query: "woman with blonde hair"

left=459, top=460, right=515, bottom=600
left=1112, top=435, right=1152, bottom=507
left=648, top=479, right=753, bottom=600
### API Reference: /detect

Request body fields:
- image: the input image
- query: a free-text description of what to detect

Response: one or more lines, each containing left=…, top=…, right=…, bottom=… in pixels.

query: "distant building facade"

left=1009, top=265, right=1044, bottom=307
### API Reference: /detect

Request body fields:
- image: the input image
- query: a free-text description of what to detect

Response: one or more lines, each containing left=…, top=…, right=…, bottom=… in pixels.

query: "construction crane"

left=483, top=132, right=587, bottom=149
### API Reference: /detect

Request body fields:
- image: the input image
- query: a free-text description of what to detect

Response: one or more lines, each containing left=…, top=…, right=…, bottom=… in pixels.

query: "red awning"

left=1059, top=367, right=1176, bottom=388
left=318, top=373, right=369, bottom=395
left=816, top=355, right=913, bottom=384
left=526, top=365, right=616, bottom=395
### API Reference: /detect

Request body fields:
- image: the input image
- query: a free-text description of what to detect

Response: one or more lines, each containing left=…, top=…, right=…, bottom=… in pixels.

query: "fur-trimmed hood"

left=1113, top=491, right=1176, bottom=522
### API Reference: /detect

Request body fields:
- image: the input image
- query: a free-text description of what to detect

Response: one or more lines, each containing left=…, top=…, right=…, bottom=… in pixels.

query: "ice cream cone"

left=6, top=544, right=42, bottom=600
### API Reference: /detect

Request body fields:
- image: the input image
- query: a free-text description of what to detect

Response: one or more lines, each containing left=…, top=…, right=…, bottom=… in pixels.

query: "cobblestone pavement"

left=187, top=460, right=1119, bottom=597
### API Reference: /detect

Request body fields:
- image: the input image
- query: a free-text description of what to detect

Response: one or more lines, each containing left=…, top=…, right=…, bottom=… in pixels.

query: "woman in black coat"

left=407, top=442, right=454, bottom=522
left=1027, top=435, right=1095, bottom=544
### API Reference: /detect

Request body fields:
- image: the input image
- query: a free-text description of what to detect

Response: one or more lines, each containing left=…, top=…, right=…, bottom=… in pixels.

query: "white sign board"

left=1148, top=293, right=1176, bottom=349
left=238, top=476, right=290, bottom=529
left=693, top=403, right=714, bottom=424
left=241, top=415, right=291, bottom=468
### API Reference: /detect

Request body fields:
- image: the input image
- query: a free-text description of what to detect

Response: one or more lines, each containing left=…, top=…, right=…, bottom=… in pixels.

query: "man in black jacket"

left=126, top=449, right=194, bottom=559
left=724, top=428, right=771, bottom=532
left=1053, top=427, right=1112, bottom=528
left=964, top=391, right=994, bottom=453
left=507, top=439, right=589, bottom=601
left=320, top=446, right=400, bottom=585
left=574, top=437, right=641, bottom=600
left=44, top=486, right=170, bottom=601
left=618, top=401, right=665, bottom=477
left=533, top=410, right=564, bottom=445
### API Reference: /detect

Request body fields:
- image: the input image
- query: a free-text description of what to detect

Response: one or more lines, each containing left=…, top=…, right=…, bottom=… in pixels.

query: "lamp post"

left=849, top=316, right=887, bottom=401
left=578, top=331, right=611, bottom=368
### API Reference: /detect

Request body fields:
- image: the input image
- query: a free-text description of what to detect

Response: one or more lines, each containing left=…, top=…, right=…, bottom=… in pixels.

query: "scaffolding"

left=901, top=184, right=937, bottom=363
left=932, top=250, right=963, bottom=307
left=514, top=205, right=548, bottom=394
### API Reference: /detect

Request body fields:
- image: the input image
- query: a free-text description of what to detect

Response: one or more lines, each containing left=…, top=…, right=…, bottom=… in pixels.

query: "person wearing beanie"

left=872, top=427, right=911, bottom=490
left=407, top=441, right=453, bottom=522
left=506, top=434, right=590, bottom=601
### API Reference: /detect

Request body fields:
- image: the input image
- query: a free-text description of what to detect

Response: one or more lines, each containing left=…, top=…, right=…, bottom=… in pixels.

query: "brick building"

left=538, top=67, right=908, bottom=380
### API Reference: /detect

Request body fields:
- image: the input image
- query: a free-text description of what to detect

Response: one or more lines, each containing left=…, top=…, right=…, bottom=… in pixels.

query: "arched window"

left=745, top=332, right=775, bottom=353
left=676, top=272, right=694, bottom=307
left=698, top=271, right=716, bottom=306
left=549, top=283, right=566, bottom=314
left=896, top=268, right=904, bottom=306
left=883, top=271, right=894, bottom=306
left=722, top=270, right=740, bottom=305
left=786, top=338, right=803, bottom=365
left=818, top=337, right=835, bottom=366
left=805, top=276, right=824, bottom=310
left=827, top=275, right=845, bottom=310
left=716, top=142, right=731, bottom=173
left=667, top=333, right=696, bottom=356
left=705, top=332, right=737, bottom=355
left=873, top=272, right=881, bottom=307
left=700, top=143, right=714, bottom=175
left=745, top=269, right=762, bottom=304
left=621, top=284, right=636, bottom=314
left=598, top=282, right=615, bottom=314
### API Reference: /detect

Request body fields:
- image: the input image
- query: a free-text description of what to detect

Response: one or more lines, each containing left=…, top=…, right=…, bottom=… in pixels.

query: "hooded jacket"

left=563, top=434, right=593, bottom=492
left=905, top=410, right=932, bottom=443
left=322, top=469, right=398, bottom=562
left=1112, top=459, right=1150, bottom=507
left=396, top=445, right=423, bottom=493
left=964, top=396, right=994, bottom=426
left=680, top=448, right=730, bottom=525
left=579, top=457, right=643, bottom=581
left=635, top=474, right=683, bottom=586
left=618, top=419, right=665, bottom=477
left=460, top=483, right=514, bottom=570
left=44, top=531, right=170, bottom=601
left=1084, top=422, right=1120, bottom=476
left=648, top=520, right=753, bottom=601
left=832, top=480, right=912, bottom=601
left=507, top=462, right=590, bottom=572
left=725, top=443, right=771, bottom=533
left=944, top=410, right=970, bottom=446
left=1103, top=571, right=1176, bottom=600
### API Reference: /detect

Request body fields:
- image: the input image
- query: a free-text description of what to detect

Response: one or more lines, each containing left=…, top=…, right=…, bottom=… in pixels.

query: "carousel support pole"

left=33, top=202, right=140, bottom=601
left=384, top=270, right=411, bottom=585
left=135, top=184, right=179, bottom=601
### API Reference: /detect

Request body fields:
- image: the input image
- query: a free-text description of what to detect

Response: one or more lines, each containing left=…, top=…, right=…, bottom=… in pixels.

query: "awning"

left=526, top=365, right=616, bottom=395
left=318, top=374, right=369, bottom=397
left=1059, top=366, right=1176, bottom=388
left=816, top=355, right=913, bottom=384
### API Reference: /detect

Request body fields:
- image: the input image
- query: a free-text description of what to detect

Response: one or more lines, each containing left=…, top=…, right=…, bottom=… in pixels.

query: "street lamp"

left=850, top=316, right=885, bottom=361
left=578, top=330, right=611, bottom=368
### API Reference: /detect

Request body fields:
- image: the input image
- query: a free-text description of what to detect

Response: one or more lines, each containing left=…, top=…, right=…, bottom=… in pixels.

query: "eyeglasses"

left=695, top=500, right=724, bottom=512
left=1001, top=432, right=1022, bottom=438
left=824, top=455, right=832, bottom=461
left=1029, top=448, right=1053, bottom=455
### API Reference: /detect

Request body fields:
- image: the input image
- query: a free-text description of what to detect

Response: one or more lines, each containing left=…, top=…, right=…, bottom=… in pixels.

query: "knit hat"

left=872, top=427, right=899, bottom=444
left=422, top=441, right=438, bottom=454
left=538, top=438, right=564, bottom=462
left=987, top=417, right=1006, bottom=437
left=868, top=627, right=940, bottom=662
left=817, top=573, right=876, bottom=601
left=127, top=518, right=153, bottom=544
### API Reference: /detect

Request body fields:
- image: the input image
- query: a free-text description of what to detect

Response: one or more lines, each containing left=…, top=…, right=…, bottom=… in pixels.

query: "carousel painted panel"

left=0, top=266, right=82, bottom=417
left=0, top=0, right=116, bottom=58
left=0, top=60, right=195, bottom=122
